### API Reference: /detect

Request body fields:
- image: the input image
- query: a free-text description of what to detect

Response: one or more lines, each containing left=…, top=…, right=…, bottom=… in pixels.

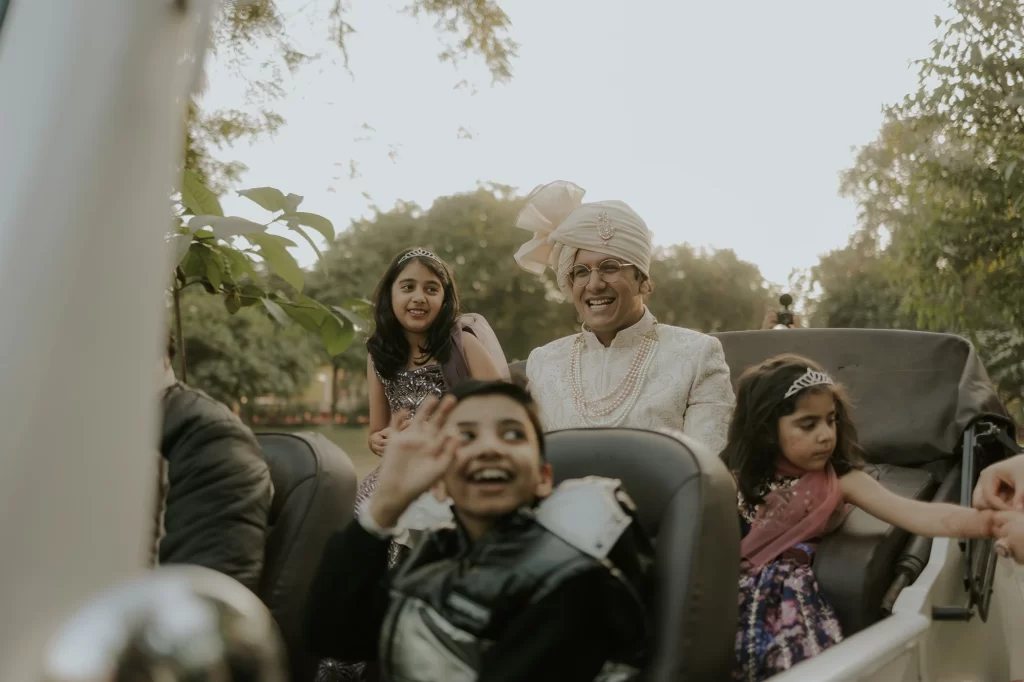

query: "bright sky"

left=204, top=0, right=948, bottom=286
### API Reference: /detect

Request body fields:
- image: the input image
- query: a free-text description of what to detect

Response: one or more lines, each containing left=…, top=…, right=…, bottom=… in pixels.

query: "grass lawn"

left=254, top=424, right=378, bottom=481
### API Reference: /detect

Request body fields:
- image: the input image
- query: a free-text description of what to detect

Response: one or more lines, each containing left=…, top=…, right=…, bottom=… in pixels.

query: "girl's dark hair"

left=720, top=353, right=864, bottom=505
left=367, top=248, right=461, bottom=380
left=449, top=379, right=547, bottom=461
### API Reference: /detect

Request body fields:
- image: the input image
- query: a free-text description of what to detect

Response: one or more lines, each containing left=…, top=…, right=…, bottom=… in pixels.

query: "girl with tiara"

left=721, top=354, right=996, bottom=681
left=357, top=247, right=508, bottom=563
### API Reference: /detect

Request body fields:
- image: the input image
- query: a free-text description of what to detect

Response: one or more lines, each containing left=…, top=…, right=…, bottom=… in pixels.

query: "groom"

left=512, top=181, right=735, bottom=454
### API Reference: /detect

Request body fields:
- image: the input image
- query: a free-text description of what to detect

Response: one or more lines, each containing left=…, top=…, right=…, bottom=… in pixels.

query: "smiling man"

left=512, top=181, right=735, bottom=453
left=305, top=381, right=650, bottom=682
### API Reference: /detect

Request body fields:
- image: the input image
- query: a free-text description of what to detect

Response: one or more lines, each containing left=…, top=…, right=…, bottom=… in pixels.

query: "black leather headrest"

left=546, top=428, right=739, bottom=682
left=256, top=432, right=357, bottom=682
left=712, top=329, right=1007, bottom=465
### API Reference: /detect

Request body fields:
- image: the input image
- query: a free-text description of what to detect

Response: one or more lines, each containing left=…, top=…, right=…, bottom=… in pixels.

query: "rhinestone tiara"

left=784, top=367, right=834, bottom=399
left=398, top=248, right=443, bottom=266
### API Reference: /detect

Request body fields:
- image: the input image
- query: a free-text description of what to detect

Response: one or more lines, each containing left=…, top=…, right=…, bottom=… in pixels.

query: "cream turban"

left=512, top=181, right=653, bottom=293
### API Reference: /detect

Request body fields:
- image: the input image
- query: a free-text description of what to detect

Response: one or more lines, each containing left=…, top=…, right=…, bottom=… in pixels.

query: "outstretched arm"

left=841, top=469, right=995, bottom=538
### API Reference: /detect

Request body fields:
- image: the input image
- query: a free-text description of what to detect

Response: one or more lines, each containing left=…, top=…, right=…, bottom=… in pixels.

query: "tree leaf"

left=342, top=297, right=373, bottom=318
left=262, top=297, right=291, bottom=326
left=181, top=244, right=208, bottom=280
left=221, top=247, right=262, bottom=283
left=197, top=246, right=227, bottom=291
left=181, top=170, right=223, bottom=216
left=279, top=301, right=326, bottom=333
left=224, top=290, right=241, bottom=314
left=238, top=187, right=288, bottom=213
left=285, top=193, right=304, bottom=213
left=332, top=305, right=367, bottom=330
left=286, top=224, right=325, bottom=265
left=166, top=233, right=192, bottom=270
left=247, top=233, right=304, bottom=290
left=281, top=211, right=336, bottom=242
left=188, top=215, right=268, bottom=238
left=321, top=314, right=355, bottom=356
left=239, top=283, right=265, bottom=306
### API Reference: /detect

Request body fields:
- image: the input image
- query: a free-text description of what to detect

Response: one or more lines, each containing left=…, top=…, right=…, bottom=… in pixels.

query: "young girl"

left=356, top=247, right=508, bottom=561
left=722, top=354, right=995, bottom=681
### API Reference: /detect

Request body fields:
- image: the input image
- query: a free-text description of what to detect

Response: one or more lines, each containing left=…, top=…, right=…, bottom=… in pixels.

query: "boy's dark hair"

left=720, top=353, right=864, bottom=505
left=449, top=380, right=546, bottom=461
left=367, top=249, right=461, bottom=381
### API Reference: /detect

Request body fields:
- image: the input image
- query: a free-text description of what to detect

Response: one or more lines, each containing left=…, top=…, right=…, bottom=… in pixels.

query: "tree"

left=804, top=230, right=918, bottom=330
left=841, top=0, right=1024, bottom=332
left=647, top=245, right=773, bottom=332
left=839, top=0, right=1024, bottom=406
left=180, top=290, right=319, bottom=416
left=189, top=0, right=517, bottom=190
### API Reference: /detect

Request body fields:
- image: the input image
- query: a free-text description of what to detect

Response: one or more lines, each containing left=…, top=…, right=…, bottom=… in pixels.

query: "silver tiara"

left=398, top=248, right=443, bottom=266
left=784, top=368, right=834, bottom=399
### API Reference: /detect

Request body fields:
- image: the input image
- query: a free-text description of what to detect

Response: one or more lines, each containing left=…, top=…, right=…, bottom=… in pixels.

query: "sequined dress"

left=354, top=363, right=448, bottom=564
left=733, top=475, right=843, bottom=682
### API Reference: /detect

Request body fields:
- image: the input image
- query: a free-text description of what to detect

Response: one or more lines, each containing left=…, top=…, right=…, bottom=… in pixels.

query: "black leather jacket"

left=157, top=382, right=273, bottom=593
left=307, top=476, right=650, bottom=682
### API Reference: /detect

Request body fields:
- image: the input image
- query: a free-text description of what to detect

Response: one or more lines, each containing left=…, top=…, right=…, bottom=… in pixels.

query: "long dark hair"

left=367, top=248, right=461, bottom=380
left=720, top=353, right=864, bottom=505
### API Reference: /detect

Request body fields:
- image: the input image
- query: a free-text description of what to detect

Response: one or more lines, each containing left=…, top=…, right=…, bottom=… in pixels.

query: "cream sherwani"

left=525, top=309, right=735, bottom=454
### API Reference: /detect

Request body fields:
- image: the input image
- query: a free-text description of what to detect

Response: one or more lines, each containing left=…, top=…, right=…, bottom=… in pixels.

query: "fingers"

left=1012, top=484, right=1024, bottom=512
left=411, top=394, right=457, bottom=428
left=973, top=472, right=1013, bottom=511
left=982, top=486, right=1012, bottom=512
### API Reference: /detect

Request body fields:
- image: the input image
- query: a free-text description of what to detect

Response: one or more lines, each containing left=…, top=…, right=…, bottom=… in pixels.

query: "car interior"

left=256, top=431, right=358, bottom=682
left=259, top=328, right=1016, bottom=681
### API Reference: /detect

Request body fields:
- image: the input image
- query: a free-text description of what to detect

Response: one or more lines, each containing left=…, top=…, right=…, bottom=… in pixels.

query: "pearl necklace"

left=569, top=324, right=659, bottom=427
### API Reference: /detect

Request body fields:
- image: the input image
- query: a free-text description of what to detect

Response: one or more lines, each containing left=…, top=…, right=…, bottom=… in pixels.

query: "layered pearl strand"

left=569, top=325, right=660, bottom=427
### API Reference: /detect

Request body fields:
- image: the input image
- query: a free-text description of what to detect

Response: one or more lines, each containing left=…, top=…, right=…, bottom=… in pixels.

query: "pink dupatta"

left=740, top=460, right=847, bottom=571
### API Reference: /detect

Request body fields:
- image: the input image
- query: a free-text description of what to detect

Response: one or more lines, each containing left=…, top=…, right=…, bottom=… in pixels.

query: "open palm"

left=373, top=395, right=458, bottom=523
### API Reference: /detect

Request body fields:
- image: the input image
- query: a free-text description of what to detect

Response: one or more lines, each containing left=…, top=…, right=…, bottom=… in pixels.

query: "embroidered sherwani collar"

left=581, top=307, right=657, bottom=352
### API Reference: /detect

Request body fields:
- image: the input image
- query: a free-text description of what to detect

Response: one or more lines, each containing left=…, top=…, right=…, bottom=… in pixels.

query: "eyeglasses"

left=568, top=259, right=636, bottom=287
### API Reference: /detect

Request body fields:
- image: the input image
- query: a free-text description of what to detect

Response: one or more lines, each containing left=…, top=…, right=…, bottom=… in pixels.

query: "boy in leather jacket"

left=306, top=380, right=650, bottom=681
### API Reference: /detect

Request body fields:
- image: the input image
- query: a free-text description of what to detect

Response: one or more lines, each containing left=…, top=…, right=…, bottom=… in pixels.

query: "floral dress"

left=733, top=475, right=844, bottom=681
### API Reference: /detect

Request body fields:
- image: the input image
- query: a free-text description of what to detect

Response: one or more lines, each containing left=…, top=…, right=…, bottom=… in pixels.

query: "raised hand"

left=369, top=395, right=458, bottom=529
left=973, top=455, right=1024, bottom=512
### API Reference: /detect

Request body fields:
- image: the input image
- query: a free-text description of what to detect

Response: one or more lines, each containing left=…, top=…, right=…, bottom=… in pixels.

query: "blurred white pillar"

left=0, top=0, right=213, bottom=679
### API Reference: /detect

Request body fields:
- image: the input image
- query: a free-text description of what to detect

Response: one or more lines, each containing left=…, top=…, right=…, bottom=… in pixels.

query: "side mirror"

left=41, top=565, right=287, bottom=682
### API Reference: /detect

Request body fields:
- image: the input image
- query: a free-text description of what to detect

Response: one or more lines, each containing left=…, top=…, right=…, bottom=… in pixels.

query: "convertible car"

left=2, top=0, right=1021, bottom=681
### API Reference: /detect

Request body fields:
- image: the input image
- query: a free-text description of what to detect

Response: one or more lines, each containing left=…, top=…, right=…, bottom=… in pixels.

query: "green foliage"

left=842, top=0, right=1024, bottom=331
left=171, top=172, right=361, bottom=361
left=180, top=291, right=319, bottom=408
left=836, top=0, right=1024, bottom=402
left=647, top=246, right=772, bottom=333
left=804, top=231, right=919, bottom=330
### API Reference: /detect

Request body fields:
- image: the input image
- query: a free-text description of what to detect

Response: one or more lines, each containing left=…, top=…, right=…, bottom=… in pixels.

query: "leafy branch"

left=169, top=170, right=368, bottom=380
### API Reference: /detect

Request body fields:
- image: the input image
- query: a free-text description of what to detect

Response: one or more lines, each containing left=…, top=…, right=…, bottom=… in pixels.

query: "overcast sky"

left=202, top=0, right=948, bottom=287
